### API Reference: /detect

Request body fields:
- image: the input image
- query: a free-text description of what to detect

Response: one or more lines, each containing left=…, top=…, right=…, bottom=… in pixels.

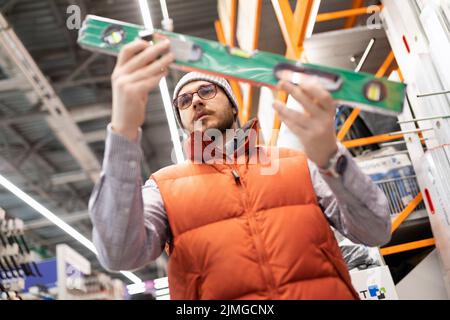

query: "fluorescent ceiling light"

left=126, top=276, right=169, bottom=296
left=138, top=0, right=184, bottom=164
left=0, top=173, right=142, bottom=284
left=153, top=276, right=169, bottom=289
left=159, top=78, right=185, bottom=163
left=155, top=287, right=170, bottom=296
left=160, top=0, right=170, bottom=21
left=127, top=282, right=146, bottom=291
left=120, top=271, right=143, bottom=285
left=0, top=174, right=96, bottom=252
left=355, top=38, right=376, bottom=72
left=138, top=0, right=154, bottom=31
left=127, top=282, right=146, bottom=295
left=128, top=287, right=146, bottom=295
left=306, top=0, right=321, bottom=38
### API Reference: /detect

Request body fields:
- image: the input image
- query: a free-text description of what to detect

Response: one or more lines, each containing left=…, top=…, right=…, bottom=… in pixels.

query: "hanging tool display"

left=0, top=208, right=42, bottom=286
left=0, top=282, right=22, bottom=300
left=78, top=15, right=406, bottom=116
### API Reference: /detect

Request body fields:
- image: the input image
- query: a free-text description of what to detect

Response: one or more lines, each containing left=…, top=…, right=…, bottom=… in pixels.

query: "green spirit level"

left=78, top=15, right=406, bottom=115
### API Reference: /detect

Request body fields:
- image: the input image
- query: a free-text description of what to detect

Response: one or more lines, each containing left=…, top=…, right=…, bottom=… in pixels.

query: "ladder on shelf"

left=215, top=0, right=450, bottom=297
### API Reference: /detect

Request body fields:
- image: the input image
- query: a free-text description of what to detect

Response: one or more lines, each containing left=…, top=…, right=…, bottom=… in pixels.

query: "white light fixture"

left=138, top=0, right=154, bottom=32
left=127, top=288, right=146, bottom=295
left=153, top=276, right=168, bottom=289
left=160, top=0, right=170, bottom=21
left=127, top=282, right=145, bottom=291
left=0, top=173, right=142, bottom=284
left=155, top=287, right=170, bottom=296
left=126, top=276, right=170, bottom=297
left=138, top=0, right=184, bottom=163
left=355, top=38, right=376, bottom=72
left=120, top=271, right=143, bottom=285
left=159, top=78, right=185, bottom=163
left=306, top=0, right=321, bottom=38
left=126, top=282, right=146, bottom=295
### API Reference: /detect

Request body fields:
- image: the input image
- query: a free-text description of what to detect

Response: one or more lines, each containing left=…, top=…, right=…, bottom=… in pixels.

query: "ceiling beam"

left=1, top=124, right=88, bottom=213
left=1, top=155, right=95, bottom=268
left=0, top=0, right=20, bottom=15
left=0, top=110, right=46, bottom=126
left=84, top=130, right=106, bottom=143
left=25, top=210, right=89, bottom=230
left=0, top=104, right=111, bottom=127
left=0, top=13, right=101, bottom=183
left=39, top=235, right=75, bottom=246
left=70, top=103, right=112, bottom=122
left=16, top=135, right=53, bottom=169
left=54, top=76, right=111, bottom=90
left=47, top=0, right=77, bottom=63
left=0, top=154, right=87, bottom=255
left=60, top=53, right=99, bottom=84
left=51, top=170, right=88, bottom=185
left=0, top=76, right=32, bottom=92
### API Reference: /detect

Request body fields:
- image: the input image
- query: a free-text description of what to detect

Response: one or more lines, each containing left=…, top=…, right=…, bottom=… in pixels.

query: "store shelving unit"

left=380, top=0, right=450, bottom=296
left=214, top=0, right=450, bottom=298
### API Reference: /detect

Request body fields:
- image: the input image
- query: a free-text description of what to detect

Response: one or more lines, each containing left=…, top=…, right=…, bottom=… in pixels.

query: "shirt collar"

left=184, top=118, right=260, bottom=163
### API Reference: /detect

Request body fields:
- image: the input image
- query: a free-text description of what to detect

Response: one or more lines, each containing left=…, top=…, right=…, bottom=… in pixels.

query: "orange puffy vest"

left=151, top=121, right=359, bottom=300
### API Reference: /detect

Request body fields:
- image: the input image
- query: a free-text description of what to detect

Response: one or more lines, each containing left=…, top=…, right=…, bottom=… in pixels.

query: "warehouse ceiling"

left=0, top=0, right=386, bottom=284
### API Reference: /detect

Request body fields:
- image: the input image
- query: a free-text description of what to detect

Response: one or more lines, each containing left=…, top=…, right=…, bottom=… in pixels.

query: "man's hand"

left=272, top=77, right=338, bottom=169
left=111, top=39, right=175, bottom=141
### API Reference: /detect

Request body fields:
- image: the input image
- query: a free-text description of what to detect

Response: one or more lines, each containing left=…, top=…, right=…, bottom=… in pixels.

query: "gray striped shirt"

left=89, top=125, right=391, bottom=271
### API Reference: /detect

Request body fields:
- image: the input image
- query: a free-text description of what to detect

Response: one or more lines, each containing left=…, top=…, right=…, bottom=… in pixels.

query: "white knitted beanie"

left=172, top=72, right=240, bottom=128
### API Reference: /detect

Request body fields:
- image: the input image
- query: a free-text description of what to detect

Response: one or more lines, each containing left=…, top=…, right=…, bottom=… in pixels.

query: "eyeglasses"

left=173, top=83, right=217, bottom=110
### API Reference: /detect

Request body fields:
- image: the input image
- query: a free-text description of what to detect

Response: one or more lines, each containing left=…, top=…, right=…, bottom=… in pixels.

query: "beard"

left=213, top=109, right=235, bottom=133
left=189, top=105, right=236, bottom=134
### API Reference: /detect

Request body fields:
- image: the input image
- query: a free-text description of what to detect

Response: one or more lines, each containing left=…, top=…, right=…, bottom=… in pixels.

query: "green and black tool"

left=78, top=15, right=406, bottom=115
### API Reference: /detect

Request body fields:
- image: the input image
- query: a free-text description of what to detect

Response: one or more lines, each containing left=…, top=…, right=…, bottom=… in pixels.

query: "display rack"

left=380, top=0, right=450, bottom=295
left=214, top=0, right=450, bottom=297
left=55, top=244, right=125, bottom=300
left=0, top=207, right=42, bottom=300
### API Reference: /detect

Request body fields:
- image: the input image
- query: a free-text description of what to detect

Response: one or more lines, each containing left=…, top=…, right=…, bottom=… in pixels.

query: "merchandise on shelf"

left=0, top=207, right=42, bottom=300
left=355, top=149, right=424, bottom=216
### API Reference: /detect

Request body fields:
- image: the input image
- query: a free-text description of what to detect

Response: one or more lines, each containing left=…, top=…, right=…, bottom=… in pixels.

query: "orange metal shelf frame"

left=214, top=0, right=262, bottom=125
left=269, top=0, right=315, bottom=146
left=381, top=238, right=435, bottom=256
left=214, top=1, right=432, bottom=256
left=316, top=5, right=383, bottom=22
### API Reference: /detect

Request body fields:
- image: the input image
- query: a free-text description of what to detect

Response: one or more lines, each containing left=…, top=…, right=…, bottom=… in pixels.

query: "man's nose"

left=191, top=92, right=205, bottom=109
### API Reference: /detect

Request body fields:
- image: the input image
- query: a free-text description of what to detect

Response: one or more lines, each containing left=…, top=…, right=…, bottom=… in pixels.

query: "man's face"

left=177, top=80, right=235, bottom=133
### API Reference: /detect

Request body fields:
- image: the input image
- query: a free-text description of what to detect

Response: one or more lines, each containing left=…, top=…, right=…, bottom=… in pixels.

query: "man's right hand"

left=111, top=39, right=175, bottom=141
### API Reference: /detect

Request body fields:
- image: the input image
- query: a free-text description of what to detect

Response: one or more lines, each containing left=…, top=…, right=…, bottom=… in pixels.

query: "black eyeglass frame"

left=173, top=83, right=218, bottom=110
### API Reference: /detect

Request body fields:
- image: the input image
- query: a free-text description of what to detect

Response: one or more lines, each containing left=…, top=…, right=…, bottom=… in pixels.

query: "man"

left=89, top=39, right=391, bottom=299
